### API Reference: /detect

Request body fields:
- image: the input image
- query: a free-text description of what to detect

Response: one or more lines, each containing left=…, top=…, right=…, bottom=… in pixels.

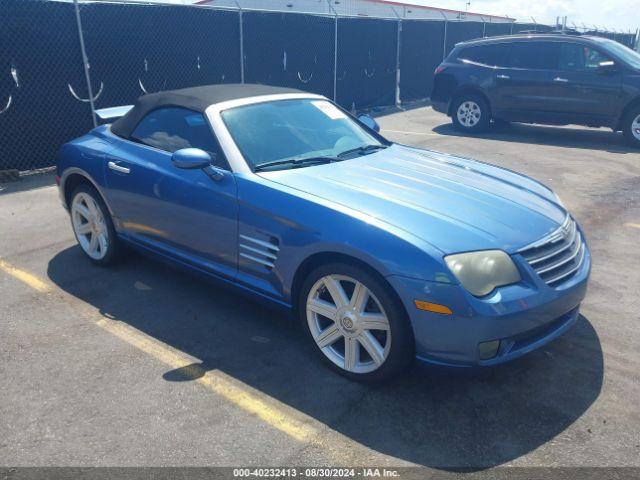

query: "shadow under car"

left=47, top=245, right=604, bottom=470
left=432, top=121, right=637, bottom=154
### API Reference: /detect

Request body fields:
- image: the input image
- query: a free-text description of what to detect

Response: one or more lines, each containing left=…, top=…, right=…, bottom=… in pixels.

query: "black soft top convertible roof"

left=111, top=84, right=305, bottom=139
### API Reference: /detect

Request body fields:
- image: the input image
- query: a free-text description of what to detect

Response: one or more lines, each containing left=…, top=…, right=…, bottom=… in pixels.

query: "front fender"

left=236, top=174, right=455, bottom=304
left=57, top=131, right=113, bottom=213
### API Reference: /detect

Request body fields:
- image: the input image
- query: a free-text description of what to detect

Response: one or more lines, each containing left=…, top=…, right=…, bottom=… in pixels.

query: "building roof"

left=198, top=0, right=515, bottom=22
left=369, top=0, right=515, bottom=21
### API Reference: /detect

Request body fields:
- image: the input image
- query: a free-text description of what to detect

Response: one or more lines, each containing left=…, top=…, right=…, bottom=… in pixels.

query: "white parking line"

left=381, top=129, right=440, bottom=136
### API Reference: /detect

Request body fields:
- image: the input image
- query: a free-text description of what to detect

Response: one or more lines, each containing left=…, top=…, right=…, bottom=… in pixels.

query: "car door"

left=456, top=42, right=512, bottom=102
left=490, top=41, right=560, bottom=120
left=549, top=41, right=623, bottom=123
left=104, top=107, right=238, bottom=280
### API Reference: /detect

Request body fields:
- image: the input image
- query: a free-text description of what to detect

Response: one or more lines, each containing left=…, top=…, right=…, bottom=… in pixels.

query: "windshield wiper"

left=254, top=156, right=338, bottom=172
left=337, top=144, right=388, bottom=158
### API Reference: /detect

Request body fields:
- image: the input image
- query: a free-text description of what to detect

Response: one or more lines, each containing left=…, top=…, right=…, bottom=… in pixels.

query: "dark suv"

left=431, top=34, right=640, bottom=147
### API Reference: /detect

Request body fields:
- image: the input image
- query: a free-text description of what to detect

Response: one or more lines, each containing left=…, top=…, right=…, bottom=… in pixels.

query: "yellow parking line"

left=0, top=258, right=50, bottom=293
left=96, top=318, right=317, bottom=442
left=3, top=258, right=320, bottom=443
left=624, top=223, right=640, bottom=229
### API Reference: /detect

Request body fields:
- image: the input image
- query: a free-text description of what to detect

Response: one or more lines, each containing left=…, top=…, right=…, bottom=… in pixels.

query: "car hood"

left=260, top=144, right=566, bottom=254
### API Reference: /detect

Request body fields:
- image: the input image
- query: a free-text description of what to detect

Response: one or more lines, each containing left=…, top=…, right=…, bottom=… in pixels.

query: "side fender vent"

left=239, top=234, right=280, bottom=270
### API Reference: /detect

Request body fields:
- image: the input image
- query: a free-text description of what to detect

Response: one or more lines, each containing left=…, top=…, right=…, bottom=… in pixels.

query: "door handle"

left=204, top=165, right=224, bottom=181
left=108, top=161, right=130, bottom=174
left=496, top=74, right=510, bottom=79
left=554, top=77, right=569, bottom=83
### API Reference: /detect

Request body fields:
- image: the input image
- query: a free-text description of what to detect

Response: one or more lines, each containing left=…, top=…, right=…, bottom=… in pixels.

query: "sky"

left=405, top=0, right=639, bottom=31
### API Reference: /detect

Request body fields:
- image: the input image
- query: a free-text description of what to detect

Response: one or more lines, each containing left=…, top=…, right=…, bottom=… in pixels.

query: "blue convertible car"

left=57, top=84, right=591, bottom=381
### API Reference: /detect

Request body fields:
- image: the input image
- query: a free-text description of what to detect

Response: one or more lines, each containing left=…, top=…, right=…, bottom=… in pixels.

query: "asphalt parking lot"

left=1, top=104, right=639, bottom=472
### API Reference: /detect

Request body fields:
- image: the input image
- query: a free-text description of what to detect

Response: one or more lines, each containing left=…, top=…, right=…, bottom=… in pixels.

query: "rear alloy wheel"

left=300, top=263, right=414, bottom=382
left=622, top=107, right=640, bottom=148
left=452, top=94, right=490, bottom=133
left=70, top=184, right=118, bottom=265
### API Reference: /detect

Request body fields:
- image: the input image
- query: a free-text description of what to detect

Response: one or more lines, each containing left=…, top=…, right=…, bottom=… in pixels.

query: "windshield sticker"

left=311, top=100, right=348, bottom=120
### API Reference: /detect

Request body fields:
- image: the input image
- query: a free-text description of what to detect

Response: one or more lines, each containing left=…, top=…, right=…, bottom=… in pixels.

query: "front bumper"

left=387, top=246, right=591, bottom=367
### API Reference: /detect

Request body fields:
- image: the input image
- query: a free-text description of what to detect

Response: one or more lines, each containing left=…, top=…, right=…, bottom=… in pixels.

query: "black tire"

left=451, top=94, right=491, bottom=133
left=298, top=262, right=414, bottom=382
left=69, top=183, right=119, bottom=266
left=622, top=105, right=640, bottom=148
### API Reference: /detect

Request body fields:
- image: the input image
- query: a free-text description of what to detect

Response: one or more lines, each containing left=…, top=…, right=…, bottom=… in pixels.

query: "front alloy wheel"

left=70, top=184, right=118, bottom=265
left=300, top=263, right=414, bottom=381
left=307, top=274, right=391, bottom=374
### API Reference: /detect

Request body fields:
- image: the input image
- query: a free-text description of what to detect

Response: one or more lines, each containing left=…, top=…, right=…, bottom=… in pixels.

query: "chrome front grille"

left=518, top=216, right=586, bottom=286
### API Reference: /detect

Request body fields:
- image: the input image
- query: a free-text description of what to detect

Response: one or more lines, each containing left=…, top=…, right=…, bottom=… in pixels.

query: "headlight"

left=444, top=250, right=520, bottom=297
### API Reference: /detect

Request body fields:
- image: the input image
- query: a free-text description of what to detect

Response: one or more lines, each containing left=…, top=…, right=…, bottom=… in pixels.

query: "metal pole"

left=233, top=0, right=244, bottom=83
left=239, top=9, right=244, bottom=83
left=333, top=17, right=338, bottom=102
left=73, top=0, right=97, bottom=127
left=327, top=0, right=338, bottom=102
left=391, top=7, right=401, bottom=107
left=439, top=12, right=448, bottom=60
left=395, top=21, right=401, bottom=106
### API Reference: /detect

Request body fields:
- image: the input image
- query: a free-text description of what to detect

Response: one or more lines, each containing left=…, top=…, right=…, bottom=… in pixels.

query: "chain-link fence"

left=0, top=0, right=93, bottom=173
left=1, top=0, right=638, bottom=173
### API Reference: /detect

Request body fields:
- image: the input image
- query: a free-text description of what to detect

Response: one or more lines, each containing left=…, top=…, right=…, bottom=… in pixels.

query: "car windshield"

left=600, top=39, right=640, bottom=69
left=220, top=99, right=385, bottom=170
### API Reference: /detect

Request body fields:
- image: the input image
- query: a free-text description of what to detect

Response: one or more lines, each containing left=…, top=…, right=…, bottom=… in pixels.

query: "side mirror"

left=596, top=60, right=617, bottom=75
left=172, top=148, right=212, bottom=169
left=358, top=114, right=381, bottom=133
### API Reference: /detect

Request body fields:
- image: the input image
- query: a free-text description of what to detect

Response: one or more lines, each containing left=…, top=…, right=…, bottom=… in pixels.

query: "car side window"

left=558, top=43, right=612, bottom=71
left=131, top=107, right=228, bottom=169
left=508, top=42, right=560, bottom=70
left=458, top=43, right=511, bottom=68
